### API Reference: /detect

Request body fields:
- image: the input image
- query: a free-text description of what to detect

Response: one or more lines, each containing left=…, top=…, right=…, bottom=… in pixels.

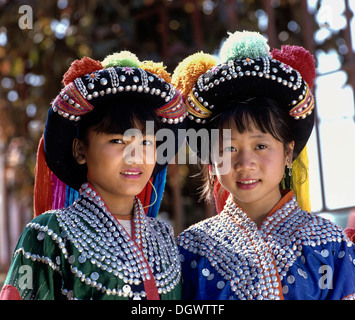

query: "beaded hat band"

left=184, top=52, right=314, bottom=125
left=52, top=64, right=186, bottom=123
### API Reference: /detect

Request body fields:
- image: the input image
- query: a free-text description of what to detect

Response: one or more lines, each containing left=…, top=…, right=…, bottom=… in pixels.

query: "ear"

left=72, top=138, right=86, bottom=165
left=285, top=141, right=295, bottom=165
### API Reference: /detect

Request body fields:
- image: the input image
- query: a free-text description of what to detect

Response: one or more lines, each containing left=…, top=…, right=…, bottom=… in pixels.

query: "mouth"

left=120, top=169, right=143, bottom=179
left=236, top=179, right=261, bottom=190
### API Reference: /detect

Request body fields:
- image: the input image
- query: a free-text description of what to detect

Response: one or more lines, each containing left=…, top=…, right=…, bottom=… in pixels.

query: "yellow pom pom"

left=292, top=145, right=311, bottom=212
left=172, top=52, right=217, bottom=98
left=140, top=61, right=171, bottom=83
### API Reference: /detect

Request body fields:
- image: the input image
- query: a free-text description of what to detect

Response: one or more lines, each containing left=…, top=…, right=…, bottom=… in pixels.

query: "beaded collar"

left=54, top=183, right=181, bottom=299
left=178, top=192, right=345, bottom=300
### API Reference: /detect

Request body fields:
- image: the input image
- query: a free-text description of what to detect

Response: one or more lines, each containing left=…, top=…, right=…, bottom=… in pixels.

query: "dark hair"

left=200, top=96, right=305, bottom=203
left=77, top=95, right=163, bottom=144
left=210, top=96, right=295, bottom=146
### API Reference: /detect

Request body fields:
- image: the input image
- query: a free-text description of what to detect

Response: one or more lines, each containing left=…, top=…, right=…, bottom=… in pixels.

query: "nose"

left=234, top=149, right=256, bottom=172
left=123, top=141, right=144, bottom=164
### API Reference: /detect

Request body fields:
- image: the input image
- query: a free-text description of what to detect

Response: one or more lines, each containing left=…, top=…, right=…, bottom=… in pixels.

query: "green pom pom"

left=102, top=51, right=141, bottom=68
left=219, top=30, right=270, bottom=62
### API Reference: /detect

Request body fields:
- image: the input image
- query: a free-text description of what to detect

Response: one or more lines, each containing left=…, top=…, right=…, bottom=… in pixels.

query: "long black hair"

left=77, top=95, right=163, bottom=144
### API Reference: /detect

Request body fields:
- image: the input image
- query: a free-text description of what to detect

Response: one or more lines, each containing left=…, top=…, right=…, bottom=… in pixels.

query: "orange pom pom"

left=33, top=136, right=53, bottom=217
left=62, top=57, right=103, bottom=86
left=172, top=52, right=217, bottom=98
left=140, top=61, right=171, bottom=83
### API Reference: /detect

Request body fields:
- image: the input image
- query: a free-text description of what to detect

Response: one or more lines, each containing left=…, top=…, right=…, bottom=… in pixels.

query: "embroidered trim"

left=186, top=56, right=313, bottom=124
left=343, top=293, right=355, bottom=300
left=156, top=92, right=186, bottom=123
left=289, top=85, right=314, bottom=120
left=52, top=82, right=94, bottom=121
left=14, top=247, right=61, bottom=273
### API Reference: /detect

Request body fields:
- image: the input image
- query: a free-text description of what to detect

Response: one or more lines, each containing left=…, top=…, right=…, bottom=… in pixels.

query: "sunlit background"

left=1, top=0, right=355, bottom=280
left=307, top=0, right=355, bottom=223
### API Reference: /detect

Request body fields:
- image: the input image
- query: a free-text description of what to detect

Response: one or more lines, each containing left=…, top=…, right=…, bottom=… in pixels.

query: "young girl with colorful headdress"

left=0, top=51, right=186, bottom=300
left=172, top=31, right=355, bottom=300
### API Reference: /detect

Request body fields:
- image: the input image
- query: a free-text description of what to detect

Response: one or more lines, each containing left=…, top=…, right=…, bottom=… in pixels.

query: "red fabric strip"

left=0, top=285, right=22, bottom=300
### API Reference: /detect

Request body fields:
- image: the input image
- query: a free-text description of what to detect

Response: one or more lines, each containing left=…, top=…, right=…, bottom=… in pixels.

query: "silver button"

left=90, top=272, right=99, bottom=281
left=123, top=284, right=131, bottom=294
left=202, top=268, right=210, bottom=277
left=217, top=281, right=225, bottom=289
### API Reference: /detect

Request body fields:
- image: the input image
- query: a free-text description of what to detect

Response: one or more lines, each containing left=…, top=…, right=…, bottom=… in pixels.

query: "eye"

left=142, top=139, right=154, bottom=146
left=110, top=138, right=124, bottom=144
left=223, top=146, right=236, bottom=152
left=255, top=144, right=267, bottom=150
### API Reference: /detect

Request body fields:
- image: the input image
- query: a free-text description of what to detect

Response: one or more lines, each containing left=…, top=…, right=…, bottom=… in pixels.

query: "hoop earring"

left=143, top=179, right=158, bottom=209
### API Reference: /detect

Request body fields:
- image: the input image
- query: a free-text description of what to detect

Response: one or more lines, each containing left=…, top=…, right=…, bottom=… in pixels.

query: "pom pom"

left=140, top=60, right=171, bottom=83
left=172, top=52, right=217, bottom=98
left=219, top=30, right=270, bottom=63
left=62, top=57, right=103, bottom=86
left=101, top=51, right=141, bottom=68
left=271, top=45, right=316, bottom=89
left=33, top=136, right=53, bottom=217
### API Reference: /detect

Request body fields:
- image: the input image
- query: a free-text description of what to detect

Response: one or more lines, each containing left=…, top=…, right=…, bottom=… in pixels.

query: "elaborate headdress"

left=172, top=31, right=316, bottom=212
left=34, top=51, right=186, bottom=218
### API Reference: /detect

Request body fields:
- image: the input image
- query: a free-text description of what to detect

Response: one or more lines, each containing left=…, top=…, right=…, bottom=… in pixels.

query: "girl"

left=0, top=51, right=186, bottom=300
left=172, top=31, right=355, bottom=300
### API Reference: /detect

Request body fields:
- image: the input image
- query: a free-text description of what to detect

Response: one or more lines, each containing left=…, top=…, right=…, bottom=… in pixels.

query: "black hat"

left=172, top=31, right=316, bottom=160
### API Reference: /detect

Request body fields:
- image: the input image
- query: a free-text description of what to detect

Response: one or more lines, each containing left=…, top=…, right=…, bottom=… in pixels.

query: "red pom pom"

left=62, top=57, right=103, bottom=86
left=271, top=45, right=316, bottom=89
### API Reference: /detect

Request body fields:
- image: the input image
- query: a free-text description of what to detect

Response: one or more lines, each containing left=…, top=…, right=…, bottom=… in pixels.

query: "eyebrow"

left=223, top=134, right=267, bottom=140
left=106, top=132, right=155, bottom=137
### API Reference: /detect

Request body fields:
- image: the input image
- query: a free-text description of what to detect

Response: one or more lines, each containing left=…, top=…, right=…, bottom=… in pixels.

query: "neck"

left=82, top=183, right=135, bottom=220
left=232, top=189, right=282, bottom=227
left=104, top=196, right=135, bottom=220
left=112, top=202, right=134, bottom=220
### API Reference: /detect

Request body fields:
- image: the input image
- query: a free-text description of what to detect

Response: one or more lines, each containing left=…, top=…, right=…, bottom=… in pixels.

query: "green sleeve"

left=4, top=212, right=64, bottom=300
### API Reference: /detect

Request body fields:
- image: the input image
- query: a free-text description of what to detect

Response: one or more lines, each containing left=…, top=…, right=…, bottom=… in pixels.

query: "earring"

left=143, top=179, right=158, bottom=209
left=287, top=159, right=293, bottom=177
left=209, top=164, right=216, bottom=185
left=210, top=174, right=216, bottom=185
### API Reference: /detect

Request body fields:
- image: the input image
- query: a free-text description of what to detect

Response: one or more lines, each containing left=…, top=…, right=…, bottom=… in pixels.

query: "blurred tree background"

left=1, top=0, right=354, bottom=272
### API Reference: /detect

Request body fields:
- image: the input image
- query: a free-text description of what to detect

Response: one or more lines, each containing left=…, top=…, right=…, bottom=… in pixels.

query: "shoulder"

left=24, top=209, right=67, bottom=238
left=177, top=215, right=222, bottom=250
left=29, top=210, right=61, bottom=228
left=291, top=210, right=348, bottom=245
left=12, top=209, right=67, bottom=261
left=18, top=209, right=68, bottom=247
left=146, top=216, right=176, bottom=238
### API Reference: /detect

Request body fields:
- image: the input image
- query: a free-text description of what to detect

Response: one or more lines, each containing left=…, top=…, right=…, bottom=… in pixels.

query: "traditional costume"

left=1, top=51, right=186, bottom=300
left=172, top=31, right=355, bottom=300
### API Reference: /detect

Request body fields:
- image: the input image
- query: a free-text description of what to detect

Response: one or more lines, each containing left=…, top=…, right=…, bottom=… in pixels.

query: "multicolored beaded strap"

left=185, top=89, right=212, bottom=124
left=52, top=82, right=94, bottom=121
left=155, top=92, right=187, bottom=124
left=289, top=85, right=314, bottom=120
